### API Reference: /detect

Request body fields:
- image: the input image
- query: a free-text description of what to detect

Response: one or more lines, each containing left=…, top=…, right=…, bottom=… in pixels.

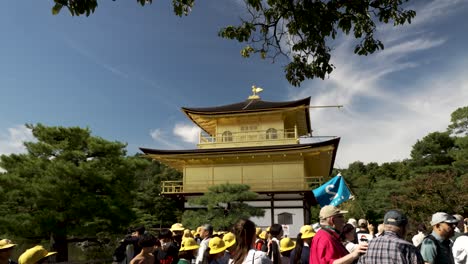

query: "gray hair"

left=202, top=224, right=213, bottom=235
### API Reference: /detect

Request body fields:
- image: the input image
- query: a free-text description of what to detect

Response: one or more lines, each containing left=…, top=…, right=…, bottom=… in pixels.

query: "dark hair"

left=159, top=229, right=173, bottom=239
left=340, top=224, right=356, bottom=242
left=134, top=226, right=146, bottom=234
left=179, top=249, right=195, bottom=260
left=417, top=223, right=427, bottom=232
left=232, top=219, right=256, bottom=264
left=139, top=233, right=157, bottom=248
left=292, top=233, right=303, bottom=264
left=270, top=224, right=283, bottom=237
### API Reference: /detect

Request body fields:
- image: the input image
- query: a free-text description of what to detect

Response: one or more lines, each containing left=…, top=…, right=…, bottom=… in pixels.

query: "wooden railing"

left=198, top=128, right=297, bottom=145
left=161, top=176, right=325, bottom=194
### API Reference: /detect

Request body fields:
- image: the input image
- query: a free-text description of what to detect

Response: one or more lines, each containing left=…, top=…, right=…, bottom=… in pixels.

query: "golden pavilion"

left=140, top=87, right=339, bottom=235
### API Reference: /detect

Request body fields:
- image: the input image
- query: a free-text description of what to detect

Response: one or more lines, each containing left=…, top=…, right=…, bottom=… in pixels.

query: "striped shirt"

left=357, top=231, right=424, bottom=264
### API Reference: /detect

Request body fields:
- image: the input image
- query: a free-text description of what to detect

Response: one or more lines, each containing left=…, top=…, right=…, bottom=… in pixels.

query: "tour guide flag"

left=312, top=173, right=353, bottom=207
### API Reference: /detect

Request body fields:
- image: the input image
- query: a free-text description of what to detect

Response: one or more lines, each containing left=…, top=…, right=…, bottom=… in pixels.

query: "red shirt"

left=310, top=228, right=349, bottom=264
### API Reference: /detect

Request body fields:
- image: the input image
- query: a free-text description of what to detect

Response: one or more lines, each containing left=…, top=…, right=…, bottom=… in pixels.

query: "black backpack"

left=112, top=242, right=127, bottom=262
left=417, top=234, right=439, bottom=253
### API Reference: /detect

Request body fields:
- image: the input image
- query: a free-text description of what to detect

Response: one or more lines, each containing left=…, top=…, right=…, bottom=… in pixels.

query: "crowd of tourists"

left=1, top=207, right=467, bottom=264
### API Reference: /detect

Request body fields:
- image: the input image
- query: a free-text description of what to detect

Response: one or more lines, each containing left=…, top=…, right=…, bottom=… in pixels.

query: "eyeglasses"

left=442, top=222, right=457, bottom=227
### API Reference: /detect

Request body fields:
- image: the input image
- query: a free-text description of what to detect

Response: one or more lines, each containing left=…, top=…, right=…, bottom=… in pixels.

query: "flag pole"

left=340, top=174, right=366, bottom=218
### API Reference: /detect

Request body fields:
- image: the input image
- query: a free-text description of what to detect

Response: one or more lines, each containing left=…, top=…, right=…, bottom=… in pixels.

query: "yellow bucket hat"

left=255, top=227, right=262, bottom=236
left=222, top=232, right=236, bottom=248
left=170, top=223, right=185, bottom=232
left=258, top=230, right=267, bottom=240
left=183, top=229, right=193, bottom=239
left=0, top=239, right=16, bottom=250
left=280, top=237, right=295, bottom=253
left=300, top=225, right=316, bottom=239
left=180, top=238, right=200, bottom=251
left=208, top=237, right=228, bottom=255
left=18, top=245, right=57, bottom=264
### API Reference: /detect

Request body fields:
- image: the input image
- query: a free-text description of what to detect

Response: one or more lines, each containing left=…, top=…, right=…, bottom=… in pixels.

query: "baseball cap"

left=430, top=212, right=458, bottom=226
left=319, top=205, right=348, bottom=219
left=384, top=210, right=408, bottom=226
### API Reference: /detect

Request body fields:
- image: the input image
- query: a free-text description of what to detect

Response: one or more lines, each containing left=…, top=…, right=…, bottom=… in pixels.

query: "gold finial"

left=248, top=85, right=263, bottom=100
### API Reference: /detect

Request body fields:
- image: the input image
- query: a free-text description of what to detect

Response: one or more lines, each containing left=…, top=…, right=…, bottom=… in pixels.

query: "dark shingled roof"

left=181, top=97, right=311, bottom=114
left=140, top=137, right=339, bottom=156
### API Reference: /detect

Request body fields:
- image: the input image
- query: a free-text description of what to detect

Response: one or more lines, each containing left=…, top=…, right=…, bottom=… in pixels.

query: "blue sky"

left=1, top=0, right=467, bottom=169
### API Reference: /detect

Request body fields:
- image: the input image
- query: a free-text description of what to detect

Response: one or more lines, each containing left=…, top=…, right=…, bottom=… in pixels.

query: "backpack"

left=112, top=243, right=127, bottom=263
left=417, top=234, right=440, bottom=254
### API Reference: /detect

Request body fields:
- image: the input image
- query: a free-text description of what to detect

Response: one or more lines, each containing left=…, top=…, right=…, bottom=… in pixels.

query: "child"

left=279, top=238, right=295, bottom=264
left=130, top=233, right=157, bottom=264
left=178, top=238, right=199, bottom=264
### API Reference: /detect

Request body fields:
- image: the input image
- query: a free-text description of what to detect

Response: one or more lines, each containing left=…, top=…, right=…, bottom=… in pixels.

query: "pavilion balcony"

left=160, top=176, right=324, bottom=194
left=198, top=128, right=298, bottom=149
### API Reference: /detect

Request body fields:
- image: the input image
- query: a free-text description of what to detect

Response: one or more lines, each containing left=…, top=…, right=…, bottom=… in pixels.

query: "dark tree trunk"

left=51, top=232, right=68, bottom=262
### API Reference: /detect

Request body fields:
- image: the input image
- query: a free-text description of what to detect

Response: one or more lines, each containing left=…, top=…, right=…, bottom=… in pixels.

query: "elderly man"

left=310, top=205, right=367, bottom=264
left=357, top=210, right=424, bottom=264
left=420, top=212, right=458, bottom=264
left=195, top=224, right=213, bottom=264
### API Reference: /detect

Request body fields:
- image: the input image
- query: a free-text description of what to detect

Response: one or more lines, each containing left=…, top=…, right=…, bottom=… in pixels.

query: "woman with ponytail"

left=290, top=225, right=315, bottom=264
left=230, top=219, right=272, bottom=264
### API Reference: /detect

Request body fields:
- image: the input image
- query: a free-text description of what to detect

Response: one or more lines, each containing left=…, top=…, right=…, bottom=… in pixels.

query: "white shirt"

left=453, top=235, right=468, bottom=264
left=196, top=237, right=211, bottom=264
left=228, top=249, right=271, bottom=264
left=412, top=231, right=425, bottom=247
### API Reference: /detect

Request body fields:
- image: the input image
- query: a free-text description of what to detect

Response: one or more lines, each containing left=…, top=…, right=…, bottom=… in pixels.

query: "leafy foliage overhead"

left=50, top=0, right=416, bottom=86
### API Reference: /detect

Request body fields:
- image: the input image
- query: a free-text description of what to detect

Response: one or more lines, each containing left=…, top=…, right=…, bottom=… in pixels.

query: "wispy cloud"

left=0, top=125, right=34, bottom=156
left=173, top=123, right=200, bottom=144
left=63, top=37, right=129, bottom=79
left=288, top=0, right=467, bottom=168
left=149, top=123, right=200, bottom=150
left=149, top=128, right=185, bottom=149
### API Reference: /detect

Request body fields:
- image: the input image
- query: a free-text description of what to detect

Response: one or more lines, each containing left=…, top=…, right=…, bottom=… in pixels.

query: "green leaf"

left=52, top=3, right=63, bottom=15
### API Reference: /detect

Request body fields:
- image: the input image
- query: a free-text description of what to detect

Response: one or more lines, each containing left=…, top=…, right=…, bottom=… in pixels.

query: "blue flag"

left=312, top=174, right=352, bottom=207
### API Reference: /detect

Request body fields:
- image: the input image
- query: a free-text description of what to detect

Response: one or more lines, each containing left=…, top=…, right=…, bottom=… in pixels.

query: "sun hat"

left=195, top=226, right=202, bottom=236
left=384, top=210, right=408, bottom=227
left=0, top=239, right=16, bottom=250
left=279, top=237, right=295, bottom=253
left=358, top=219, right=367, bottom=226
left=256, top=227, right=262, bottom=236
left=170, top=223, right=185, bottom=232
left=223, top=232, right=236, bottom=248
left=319, top=205, right=348, bottom=219
left=18, top=245, right=57, bottom=264
left=182, top=229, right=194, bottom=241
left=258, top=231, right=267, bottom=240
left=430, top=212, right=458, bottom=226
left=347, top=218, right=357, bottom=228
left=208, top=237, right=228, bottom=255
left=299, top=225, right=316, bottom=239
left=180, top=238, right=200, bottom=251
